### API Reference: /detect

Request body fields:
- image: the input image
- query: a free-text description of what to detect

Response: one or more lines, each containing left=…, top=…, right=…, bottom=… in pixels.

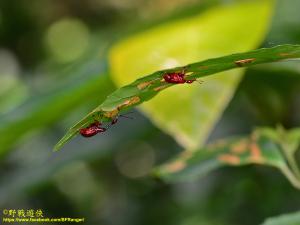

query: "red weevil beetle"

left=80, top=121, right=107, bottom=138
left=163, top=72, right=197, bottom=84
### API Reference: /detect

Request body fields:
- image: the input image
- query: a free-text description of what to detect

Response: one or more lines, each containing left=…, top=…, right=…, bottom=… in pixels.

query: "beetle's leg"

left=186, top=79, right=204, bottom=85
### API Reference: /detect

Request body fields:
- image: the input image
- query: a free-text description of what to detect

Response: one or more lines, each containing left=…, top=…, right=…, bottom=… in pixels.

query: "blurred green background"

left=0, top=0, right=300, bottom=224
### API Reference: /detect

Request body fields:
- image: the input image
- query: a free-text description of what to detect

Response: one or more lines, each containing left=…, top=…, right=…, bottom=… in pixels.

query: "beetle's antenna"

left=120, top=111, right=134, bottom=119
left=196, top=79, right=204, bottom=85
left=120, top=115, right=133, bottom=120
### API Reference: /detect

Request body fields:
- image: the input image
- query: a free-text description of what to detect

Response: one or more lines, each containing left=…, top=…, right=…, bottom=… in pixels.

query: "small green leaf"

left=258, top=126, right=300, bottom=179
left=110, top=0, right=275, bottom=149
left=285, top=128, right=300, bottom=155
left=262, top=211, right=300, bottom=225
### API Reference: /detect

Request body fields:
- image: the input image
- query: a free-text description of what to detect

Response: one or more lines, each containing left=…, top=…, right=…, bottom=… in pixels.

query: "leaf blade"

left=55, top=44, right=300, bottom=151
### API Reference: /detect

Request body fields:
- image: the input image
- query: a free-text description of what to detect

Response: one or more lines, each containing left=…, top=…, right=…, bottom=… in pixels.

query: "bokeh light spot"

left=45, top=18, right=90, bottom=63
left=0, top=49, right=21, bottom=93
left=0, top=49, right=28, bottom=113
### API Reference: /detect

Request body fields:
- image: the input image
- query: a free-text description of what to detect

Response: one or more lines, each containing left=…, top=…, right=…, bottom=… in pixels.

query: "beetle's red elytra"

left=163, top=72, right=197, bottom=84
left=80, top=112, right=133, bottom=138
left=80, top=121, right=106, bottom=137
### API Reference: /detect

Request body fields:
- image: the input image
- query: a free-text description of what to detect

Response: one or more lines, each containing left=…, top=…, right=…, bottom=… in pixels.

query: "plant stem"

left=281, top=142, right=300, bottom=180
left=280, top=165, right=300, bottom=190
left=286, top=151, right=300, bottom=179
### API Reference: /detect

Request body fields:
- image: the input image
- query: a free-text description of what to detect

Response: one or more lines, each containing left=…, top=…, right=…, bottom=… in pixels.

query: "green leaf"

left=282, top=128, right=300, bottom=155
left=153, top=128, right=300, bottom=189
left=54, top=44, right=300, bottom=151
left=262, top=211, right=300, bottom=225
left=257, top=126, right=300, bottom=154
left=258, top=126, right=300, bottom=179
left=0, top=72, right=114, bottom=156
left=109, top=0, right=275, bottom=149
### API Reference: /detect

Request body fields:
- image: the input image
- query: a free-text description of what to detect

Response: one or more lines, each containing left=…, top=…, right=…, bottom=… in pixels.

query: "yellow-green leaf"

left=109, top=0, right=275, bottom=149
